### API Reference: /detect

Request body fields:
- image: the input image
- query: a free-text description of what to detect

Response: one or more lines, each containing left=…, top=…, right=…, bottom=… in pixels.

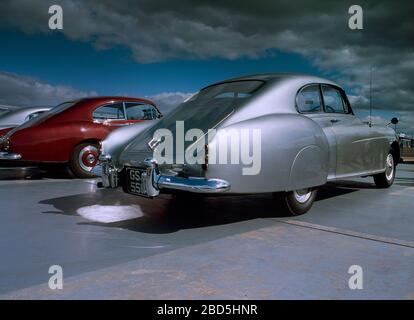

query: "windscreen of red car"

left=3, top=101, right=77, bottom=138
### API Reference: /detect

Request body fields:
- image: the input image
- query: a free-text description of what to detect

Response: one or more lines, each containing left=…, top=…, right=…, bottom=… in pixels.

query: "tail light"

left=202, top=144, right=209, bottom=170
left=0, top=137, right=10, bottom=151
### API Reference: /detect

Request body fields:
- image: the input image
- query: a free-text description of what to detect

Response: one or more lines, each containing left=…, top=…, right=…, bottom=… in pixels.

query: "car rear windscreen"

left=189, top=80, right=264, bottom=102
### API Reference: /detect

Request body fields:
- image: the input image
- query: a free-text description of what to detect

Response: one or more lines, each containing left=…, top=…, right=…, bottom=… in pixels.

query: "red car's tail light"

left=0, top=137, right=10, bottom=151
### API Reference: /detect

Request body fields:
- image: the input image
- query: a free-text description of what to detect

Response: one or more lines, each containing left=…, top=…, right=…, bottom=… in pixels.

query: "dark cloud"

left=0, top=0, right=413, bottom=131
left=0, top=72, right=97, bottom=106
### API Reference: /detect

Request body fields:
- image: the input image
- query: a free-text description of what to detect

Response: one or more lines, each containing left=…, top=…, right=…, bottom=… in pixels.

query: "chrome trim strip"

left=0, top=152, right=22, bottom=160
left=328, top=168, right=386, bottom=181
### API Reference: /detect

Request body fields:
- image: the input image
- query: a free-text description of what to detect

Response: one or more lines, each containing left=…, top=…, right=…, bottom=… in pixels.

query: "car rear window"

left=189, top=80, right=264, bottom=102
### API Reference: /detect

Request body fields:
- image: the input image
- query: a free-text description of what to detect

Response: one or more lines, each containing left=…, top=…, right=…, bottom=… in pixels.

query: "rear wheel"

left=281, top=188, right=318, bottom=216
left=69, top=143, right=99, bottom=178
left=373, top=152, right=395, bottom=188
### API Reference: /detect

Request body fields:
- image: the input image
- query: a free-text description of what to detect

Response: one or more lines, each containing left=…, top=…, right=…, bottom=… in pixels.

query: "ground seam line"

left=273, top=219, right=414, bottom=249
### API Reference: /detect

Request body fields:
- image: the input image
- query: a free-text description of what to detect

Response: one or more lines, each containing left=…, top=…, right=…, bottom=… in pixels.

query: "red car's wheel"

left=69, top=143, right=99, bottom=178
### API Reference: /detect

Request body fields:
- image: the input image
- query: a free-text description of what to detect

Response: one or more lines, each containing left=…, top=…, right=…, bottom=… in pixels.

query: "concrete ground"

left=0, top=164, right=413, bottom=299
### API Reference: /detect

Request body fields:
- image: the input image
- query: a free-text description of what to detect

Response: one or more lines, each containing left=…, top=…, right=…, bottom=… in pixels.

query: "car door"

left=296, top=84, right=337, bottom=180
left=92, top=102, right=130, bottom=128
left=320, top=84, right=387, bottom=177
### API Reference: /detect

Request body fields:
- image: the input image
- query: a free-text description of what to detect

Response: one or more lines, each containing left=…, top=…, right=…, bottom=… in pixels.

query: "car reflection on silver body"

left=96, top=74, right=400, bottom=215
left=0, top=105, right=51, bottom=130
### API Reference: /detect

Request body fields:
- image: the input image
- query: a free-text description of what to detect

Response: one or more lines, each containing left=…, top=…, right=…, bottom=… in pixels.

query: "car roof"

left=48, top=96, right=161, bottom=121
left=78, top=96, right=156, bottom=106
left=202, top=73, right=339, bottom=89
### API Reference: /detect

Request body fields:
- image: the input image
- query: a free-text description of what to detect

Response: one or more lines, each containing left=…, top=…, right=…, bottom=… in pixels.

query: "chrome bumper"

left=97, top=157, right=230, bottom=196
left=0, top=152, right=22, bottom=160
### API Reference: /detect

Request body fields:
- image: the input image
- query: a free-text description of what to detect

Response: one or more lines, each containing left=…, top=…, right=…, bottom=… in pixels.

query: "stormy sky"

left=0, top=0, right=413, bottom=133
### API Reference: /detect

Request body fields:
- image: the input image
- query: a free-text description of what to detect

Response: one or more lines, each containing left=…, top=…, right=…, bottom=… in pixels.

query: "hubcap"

left=385, top=153, right=394, bottom=181
left=293, top=188, right=312, bottom=203
left=79, top=146, right=98, bottom=172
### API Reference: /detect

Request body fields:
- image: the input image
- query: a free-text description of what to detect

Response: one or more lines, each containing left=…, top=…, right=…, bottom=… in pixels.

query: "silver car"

left=97, top=74, right=400, bottom=215
left=0, top=106, right=51, bottom=130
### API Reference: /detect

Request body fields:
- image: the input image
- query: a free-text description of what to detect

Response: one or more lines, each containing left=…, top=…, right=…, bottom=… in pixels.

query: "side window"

left=93, top=103, right=125, bottom=120
left=296, top=85, right=322, bottom=113
left=125, top=103, right=158, bottom=120
left=321, top=85, right=346, bottom=113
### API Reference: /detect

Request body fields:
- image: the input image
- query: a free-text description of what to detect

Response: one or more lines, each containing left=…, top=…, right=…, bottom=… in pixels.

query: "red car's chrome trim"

left=0, top=151, right=22, bottom=160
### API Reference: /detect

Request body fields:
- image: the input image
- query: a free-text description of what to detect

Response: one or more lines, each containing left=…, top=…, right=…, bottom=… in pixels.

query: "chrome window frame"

left=296, top=83, right=354, bottom=115
left=295, top=83, right=325, bottom=114
left=92, top=102, right=127, bottom=121
left=123, top=101, right=159, bottom=121
left=320, top=84, right=350, bottom=115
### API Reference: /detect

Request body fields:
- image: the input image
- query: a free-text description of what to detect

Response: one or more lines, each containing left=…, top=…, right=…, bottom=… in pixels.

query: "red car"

left=0, top=97, right=161, bottom=177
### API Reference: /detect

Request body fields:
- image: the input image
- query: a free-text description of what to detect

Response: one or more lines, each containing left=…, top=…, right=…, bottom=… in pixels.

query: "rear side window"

left=321, top=85, right=346, bottom=113
left=125, top=103, right=158, bottom=120
left=296, top=85, right=323, bottom=113
left=93, top=103, right=125, bottom=120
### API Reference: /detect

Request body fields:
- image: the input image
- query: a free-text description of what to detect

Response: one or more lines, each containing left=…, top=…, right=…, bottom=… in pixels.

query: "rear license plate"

left=125, top=167, right=148, bottom=197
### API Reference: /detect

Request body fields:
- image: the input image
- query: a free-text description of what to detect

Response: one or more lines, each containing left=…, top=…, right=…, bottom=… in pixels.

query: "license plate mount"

left=125, top=167, right=149, bottom=197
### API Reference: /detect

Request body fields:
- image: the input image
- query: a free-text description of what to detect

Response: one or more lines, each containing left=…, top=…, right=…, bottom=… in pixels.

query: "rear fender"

left=206, top=114, right=329, bottom=193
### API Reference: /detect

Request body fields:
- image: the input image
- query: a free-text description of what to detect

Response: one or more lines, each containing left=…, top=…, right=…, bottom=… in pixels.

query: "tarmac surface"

left=0, top=164, right=413, bottom=299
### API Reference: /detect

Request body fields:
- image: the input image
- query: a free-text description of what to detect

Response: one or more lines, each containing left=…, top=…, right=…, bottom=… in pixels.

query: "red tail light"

left=0, top=137, right=10, bottom=151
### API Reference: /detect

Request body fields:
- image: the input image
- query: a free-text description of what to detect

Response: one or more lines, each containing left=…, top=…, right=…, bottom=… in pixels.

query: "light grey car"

left=0, top=105, right=51, bottom=130
left=96, top=74, right=400, bottom=215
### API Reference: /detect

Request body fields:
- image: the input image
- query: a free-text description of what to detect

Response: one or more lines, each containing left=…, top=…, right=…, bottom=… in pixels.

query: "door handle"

left=330, top=119, right=339, bottom=123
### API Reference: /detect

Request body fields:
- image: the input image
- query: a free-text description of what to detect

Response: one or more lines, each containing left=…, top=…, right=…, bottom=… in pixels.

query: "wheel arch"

left=390, top=140, right=400, bottom=164
left=77, top=138, right=101, bottom=147
left=288, top=144, right=328, bottom=191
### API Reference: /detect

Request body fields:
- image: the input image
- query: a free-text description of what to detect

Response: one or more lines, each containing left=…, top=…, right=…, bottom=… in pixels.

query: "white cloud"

left=0, top=72, right=97, bottom=106
left=148, top=92, right=193, bottom=114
